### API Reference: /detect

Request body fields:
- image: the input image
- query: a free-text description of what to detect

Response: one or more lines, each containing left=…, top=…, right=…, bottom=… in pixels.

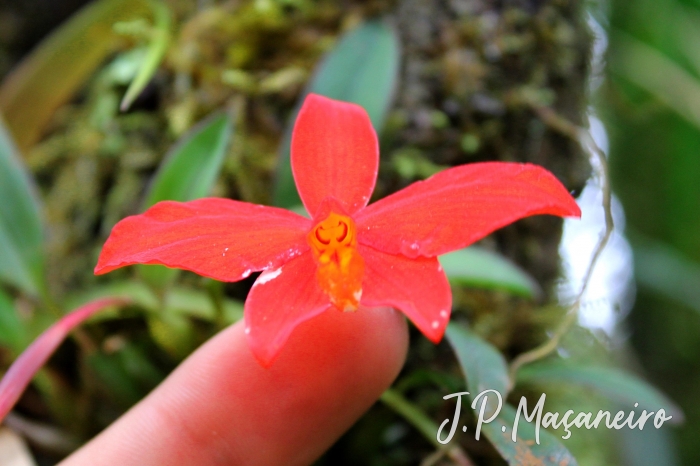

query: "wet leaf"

left=517, top=362, right=683, bottom=422
left=274, top=19, right=400, bottom=207
left=439, top=246, right=541, bottom=298
left=0, top=0, right=150, bottom=150
left=0, top=118, right=45, bottom=296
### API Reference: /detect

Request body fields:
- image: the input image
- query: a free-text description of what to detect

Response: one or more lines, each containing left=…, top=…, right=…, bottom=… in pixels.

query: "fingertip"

left=62, top=306, right=408, bottom=466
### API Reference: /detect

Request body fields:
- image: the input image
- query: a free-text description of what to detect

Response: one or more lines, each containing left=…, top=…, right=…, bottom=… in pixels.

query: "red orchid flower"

left=95, top=94, right=580, bottom=366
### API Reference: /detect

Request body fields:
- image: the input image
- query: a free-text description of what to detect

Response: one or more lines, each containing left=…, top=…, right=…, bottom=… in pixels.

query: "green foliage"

left=0, top=289, right=28, bottom=352
left=143, top=112, right=233, bottom=208
left=119, top=0, right=172, bottom=111
left=0, top=118, right=46, bottom=296
left=440, top=246, right=541, bottom=299
left=480, top=404, right=579, bottom=466
left=518, top=362, right=684, bottom=421
left=445, top=322, right=577, bottom=465
left=606, top=0, right=700, bottom=462
left=0, top=0, right=150, bottom=150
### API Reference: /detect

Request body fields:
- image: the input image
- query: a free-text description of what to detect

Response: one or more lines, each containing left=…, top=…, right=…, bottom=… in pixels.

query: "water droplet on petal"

left=431, top=320, right=440, bottom=329
left=440, top=310, right=448, bottom=319
left=255, top=267, right=282, bottom=286
left=244, top=327, right=250, bottom=335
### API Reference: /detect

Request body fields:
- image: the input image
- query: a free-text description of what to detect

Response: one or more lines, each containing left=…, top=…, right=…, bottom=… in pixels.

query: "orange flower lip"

left=309, top=212, right=355, bottom=252
left=308, top=212, right=364, bottom=312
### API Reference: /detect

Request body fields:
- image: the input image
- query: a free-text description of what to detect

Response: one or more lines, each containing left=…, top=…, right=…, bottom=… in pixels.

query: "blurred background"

left=0, top=0, right=698, bottom=464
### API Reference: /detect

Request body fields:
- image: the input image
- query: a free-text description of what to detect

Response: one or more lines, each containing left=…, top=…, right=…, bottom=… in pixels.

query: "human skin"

left=60, top=306, right=408, bottom=466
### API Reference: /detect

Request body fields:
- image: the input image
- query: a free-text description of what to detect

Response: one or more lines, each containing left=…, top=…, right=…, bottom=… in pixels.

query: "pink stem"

left=0, top=297, right=130, bottom=422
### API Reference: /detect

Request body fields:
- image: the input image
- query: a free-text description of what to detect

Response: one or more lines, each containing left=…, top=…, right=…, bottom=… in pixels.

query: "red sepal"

left=359, top=245, right=451, bottom=343
left=95, top=198, right=311, bottom=281
left=244, top=252, right=331, bottom=366
left=292, top=94, right=378, bottom=217
left=356, top=162, right=581, bottom=258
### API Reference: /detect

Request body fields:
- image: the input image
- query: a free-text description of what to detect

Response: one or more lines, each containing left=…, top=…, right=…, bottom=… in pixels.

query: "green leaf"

left=120, top=0, right=173, bottom=111
left=65, top=280, right=159, bottom=314
left=380, top=389, right=470, bottom=463
left=618, top=420, right=679, bottom=466
left=517, top=362, right=684, bottom=422
left=439, top=246, right=541, bottom=298
left=139, top=111, right=233, bottom=287
left=165, top=287, right=243, bottom=324
left=480, top=404, right=579, bottom=466
left=380, top=388, right=443, bottom=447
left=65, top=280, right=243, bottom=324
left=632, top=235, right=700, bottom=317
left=143, top=112, right=233, bottom=207
left=0, top=118, right=46, bottom=296
left=445, top=322, right=509, bottom=403
left=0, top=289, right=28, bottom=352
left=445, top=323, right=577, bottom=465
left=273, top=19, right=400, bottom=207
left=147, top=312, right=195, bottom=358
left=0, top=0, right=150, bottom=150
left=87, top=351, right=144, bottom=407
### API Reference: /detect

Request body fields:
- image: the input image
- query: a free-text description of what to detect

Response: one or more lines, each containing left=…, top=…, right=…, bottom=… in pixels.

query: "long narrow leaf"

left=0, top=298, right=129, bottom=422
left=120, top=0, right=173, bottom=111
left=517, top=362, right=683, bottom=422
left=0, top=0, right=149, bottom=150
left=439, top=246, right=541, bottom=298
left=0, top=289, right=28, bottom=353
left=143, top=112, right=233, bottom=207
left=445, top=322, right=577, bottom=465
left=0, top=118, right=45, bottom=296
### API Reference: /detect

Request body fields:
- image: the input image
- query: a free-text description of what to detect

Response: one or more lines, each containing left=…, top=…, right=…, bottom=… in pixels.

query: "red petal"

left=244, top=252, right=331, bottom=366
left=359, top=245, right=451, bottom=343
left=95, top=198, right=311, bottom=281
left=0, top=298, right=128, bottom=422
left=356, top=162, right=581, bottom=257
left=291, top=94, right=378, bottom=217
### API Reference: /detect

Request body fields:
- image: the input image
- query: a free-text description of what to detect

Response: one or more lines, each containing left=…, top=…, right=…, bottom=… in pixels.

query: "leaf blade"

left=0, top=118, right=45, bottom=296
left=120, top=0, right=173, bottom=111
left=445, top=323, right=577, bottom=465
left=439, top=246, right=541, bottom=298
left=143, top=112, right=233, bottom=207
left=517, top=362, right=684, bottom=422
left=0, top=0, right=150, bottom=150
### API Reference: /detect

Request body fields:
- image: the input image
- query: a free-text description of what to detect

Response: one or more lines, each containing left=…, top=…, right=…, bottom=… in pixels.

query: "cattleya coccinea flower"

left=95, top=94, right=580, bottom=366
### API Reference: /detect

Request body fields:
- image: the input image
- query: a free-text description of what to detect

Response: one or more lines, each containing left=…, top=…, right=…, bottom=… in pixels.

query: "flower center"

left=307, top=212, right=364, bottom=311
